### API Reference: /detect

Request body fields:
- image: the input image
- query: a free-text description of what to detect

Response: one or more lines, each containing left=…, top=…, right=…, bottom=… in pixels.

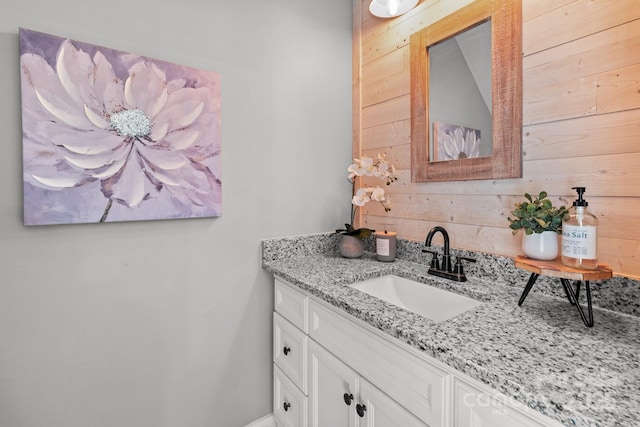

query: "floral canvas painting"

left=19, top=28, right=222, bottom=225
left=433, top=122, right=481, bottom=162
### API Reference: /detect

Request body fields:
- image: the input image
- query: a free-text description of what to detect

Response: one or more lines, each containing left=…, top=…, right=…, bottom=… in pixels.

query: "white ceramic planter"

left=522, top=231, right=559, bottom=260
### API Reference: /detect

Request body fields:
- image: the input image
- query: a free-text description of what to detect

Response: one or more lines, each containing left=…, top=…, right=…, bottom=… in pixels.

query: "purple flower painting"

left=19, top=28, right=222, bottom=225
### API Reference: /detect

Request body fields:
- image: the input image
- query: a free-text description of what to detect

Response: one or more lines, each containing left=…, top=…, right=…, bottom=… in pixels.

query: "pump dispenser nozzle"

left=572, top=186, right=588, bottom=206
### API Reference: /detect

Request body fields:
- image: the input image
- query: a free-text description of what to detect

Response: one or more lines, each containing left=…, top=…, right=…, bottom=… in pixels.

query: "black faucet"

left=422, top=226, right=475, bottom=282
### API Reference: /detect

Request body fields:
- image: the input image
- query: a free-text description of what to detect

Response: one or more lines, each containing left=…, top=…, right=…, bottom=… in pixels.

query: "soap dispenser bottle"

left=561, top=187, right=599, bottom=270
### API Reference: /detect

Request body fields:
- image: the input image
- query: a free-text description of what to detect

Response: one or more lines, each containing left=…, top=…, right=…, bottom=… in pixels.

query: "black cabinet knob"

left=283, top=346, right=291, bottom=356
left=283, top=401, right=291, bottom=412
left=356, top=403, right=367, bottom=417
left=343, top=393, right=354, bottom=406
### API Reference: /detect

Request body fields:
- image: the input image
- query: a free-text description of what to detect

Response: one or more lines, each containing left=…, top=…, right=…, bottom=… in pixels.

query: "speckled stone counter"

left=262, top=233, right=640, bottom=427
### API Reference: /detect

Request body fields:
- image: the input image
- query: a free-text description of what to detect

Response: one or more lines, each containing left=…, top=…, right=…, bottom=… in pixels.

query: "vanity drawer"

left=275, top=279, right=309, bottom=333
left=274, top=312, right=308, bottom=393
left=274, top=365, right=308, bottom=427
left=309, top=299, right=450, bottom=426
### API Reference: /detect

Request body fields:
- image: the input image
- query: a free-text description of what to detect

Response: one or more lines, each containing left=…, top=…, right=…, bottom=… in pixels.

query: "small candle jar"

left=375, top=231, right=397, bottom=262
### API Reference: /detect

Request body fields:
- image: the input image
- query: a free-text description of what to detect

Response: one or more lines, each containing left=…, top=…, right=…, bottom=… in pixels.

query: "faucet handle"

left=453, top=256, right=476, bottom=276
left=422, top=249, right=440, bottom=269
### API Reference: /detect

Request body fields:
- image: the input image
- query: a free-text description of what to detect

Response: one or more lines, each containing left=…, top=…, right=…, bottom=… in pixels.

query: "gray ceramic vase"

left=338, top=235, right=365, bottom=258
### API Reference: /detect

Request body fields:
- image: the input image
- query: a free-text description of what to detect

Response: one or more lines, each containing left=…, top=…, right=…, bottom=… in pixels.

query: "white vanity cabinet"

left=273, top=278, right=562, bottom=427
left=273, top=281, right=309, bottom=427
left=452, top=377, right=556, bottom=427
left=308, top=339, right=424, bottom=427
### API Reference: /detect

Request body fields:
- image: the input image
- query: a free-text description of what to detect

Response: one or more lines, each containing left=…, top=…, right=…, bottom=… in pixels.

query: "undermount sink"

left=348, top=275, right=482, bottom=322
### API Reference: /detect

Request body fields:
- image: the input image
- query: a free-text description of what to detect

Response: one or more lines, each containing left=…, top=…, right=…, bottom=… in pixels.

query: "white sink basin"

left=348, top=275, right=482, bottom=322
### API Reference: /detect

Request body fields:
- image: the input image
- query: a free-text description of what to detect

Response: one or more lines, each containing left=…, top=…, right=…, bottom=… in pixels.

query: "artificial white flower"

left=352, top=188, right=371, bottom=206
left=370, top=187, right=386, bottom=202
left=337, top=152, right=398, bottom=237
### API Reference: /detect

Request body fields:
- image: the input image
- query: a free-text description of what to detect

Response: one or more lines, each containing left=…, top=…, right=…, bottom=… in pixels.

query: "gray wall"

left=0, top=1, right=352, bottom=426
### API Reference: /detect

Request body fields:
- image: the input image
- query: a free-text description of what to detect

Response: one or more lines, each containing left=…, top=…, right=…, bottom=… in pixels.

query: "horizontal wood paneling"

left=361, top=122, right=411, bottom=150
left=596, top=63, right=640, bottom=113
left=362, top=0, right=475, bottom=64
left=524, top=20, right=640, bottom=90
left=362, top=94, right=410, bottom=128
left=362, top=152, right=640, bottom=197
left=362, top=193, right=640, bottom=242
left=523, top=19, right=640, bottom=125
left=522, top=0, right=576, bottom=22
left=354, top=0, right=640, bottom=277
left=362, top=47, right=409, bottom=107
left=523, top=109, right=640, bottom=160
left=522, top=0, right=640, bottom=55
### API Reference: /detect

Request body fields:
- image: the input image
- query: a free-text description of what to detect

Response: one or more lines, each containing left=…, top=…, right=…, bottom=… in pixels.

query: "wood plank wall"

left=354, top=0, right=640, bottom=278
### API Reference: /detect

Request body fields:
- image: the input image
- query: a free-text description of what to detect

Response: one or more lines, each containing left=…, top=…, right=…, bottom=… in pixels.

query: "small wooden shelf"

left=514, top=256, right=612, bottom=281
left=513, top=256, right=613, bottom=327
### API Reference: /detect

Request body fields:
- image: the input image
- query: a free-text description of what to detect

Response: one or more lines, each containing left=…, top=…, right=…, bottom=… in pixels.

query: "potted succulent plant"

left=508, top=191, right=568, bottom=260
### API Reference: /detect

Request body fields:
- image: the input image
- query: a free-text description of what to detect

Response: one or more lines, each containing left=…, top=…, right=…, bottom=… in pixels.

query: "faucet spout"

left=425, top=226, right=451, bottom=272
left=425, top=226, right=450, bottom=256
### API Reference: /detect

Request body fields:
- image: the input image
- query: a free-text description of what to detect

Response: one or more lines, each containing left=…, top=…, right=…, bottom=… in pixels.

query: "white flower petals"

left=162, top=129, right=199, bottom=150
left=56, top=41, right=93, bottom=107
left=348, top=153, right=397, bottom=213
left=110, top=151, right=146, bottom=207
left=171, top=102, right=204, bottom=129
left=32, top=175, right=82, bottom=188
left=137, top=144, right=187, bottom=170
left=84, top=104, right=110, bottom=129
left=150, top=122, right=169, bottom=141
left=92, top=158, right=127, bottom=179
left=34, top=88, right=93, bottom=130
left=348, top=153, right=398, bottom=185
left=63, top=144, right=126, bottom=169
left=440, top=126, right=481, bottom=160
left=146, top=87, right=168, bottom=119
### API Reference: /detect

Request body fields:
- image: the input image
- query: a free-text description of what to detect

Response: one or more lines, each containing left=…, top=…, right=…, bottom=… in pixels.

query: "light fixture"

left=369, top=0, right=419, bottom=18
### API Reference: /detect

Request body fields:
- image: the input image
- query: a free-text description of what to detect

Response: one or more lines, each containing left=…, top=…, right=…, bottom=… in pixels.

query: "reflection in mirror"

left=410, top=0, right=522, bottom=182
left=429, top=20, right=492, bottom=162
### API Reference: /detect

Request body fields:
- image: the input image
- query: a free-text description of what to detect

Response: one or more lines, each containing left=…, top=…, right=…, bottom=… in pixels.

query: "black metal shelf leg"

left=518, top=273, right=539, bottom=306
left=560, top=279, right=577, bottom=305
left=563, top=280, right=594, bottom=327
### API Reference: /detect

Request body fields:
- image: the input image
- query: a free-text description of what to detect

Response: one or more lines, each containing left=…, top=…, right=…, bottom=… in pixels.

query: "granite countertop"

left=262, top=235, right=640, bottom=427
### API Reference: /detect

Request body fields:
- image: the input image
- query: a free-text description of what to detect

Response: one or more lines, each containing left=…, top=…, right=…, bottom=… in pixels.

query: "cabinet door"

left=454, top=378, right=558, bottom=427
left=358, top=378, right=427, bottom=427
left=308, top=340, right=358, bottom=427
left=309, top=299, right=449, bottom=426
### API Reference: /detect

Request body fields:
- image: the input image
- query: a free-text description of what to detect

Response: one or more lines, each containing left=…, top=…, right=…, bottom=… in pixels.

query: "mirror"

left=410, top=0, right=522, bottom=182
left=429, top=20, right=492, bottom=161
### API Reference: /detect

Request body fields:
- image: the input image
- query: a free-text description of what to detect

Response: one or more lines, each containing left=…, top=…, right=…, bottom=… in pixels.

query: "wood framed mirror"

left=410, top=0, right=522, bottom=182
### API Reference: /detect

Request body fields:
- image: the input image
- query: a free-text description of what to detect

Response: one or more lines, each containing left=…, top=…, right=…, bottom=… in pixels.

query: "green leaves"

left=334, top=223, right=375, bottom=239
left=507, top=191, right=568, bottom=235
